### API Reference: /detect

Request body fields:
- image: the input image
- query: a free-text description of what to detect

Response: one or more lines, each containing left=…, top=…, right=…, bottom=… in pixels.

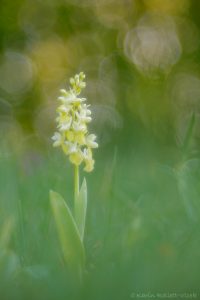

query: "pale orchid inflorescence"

left=52, top=72, right=98, bottom=172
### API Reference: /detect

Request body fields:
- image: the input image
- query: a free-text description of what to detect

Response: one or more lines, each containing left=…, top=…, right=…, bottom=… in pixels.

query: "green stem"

left=74, top=165, right=79, bottom=211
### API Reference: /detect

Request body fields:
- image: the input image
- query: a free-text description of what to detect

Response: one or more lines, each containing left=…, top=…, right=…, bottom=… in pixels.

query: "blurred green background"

left=1, top=0, right=200, bottom=299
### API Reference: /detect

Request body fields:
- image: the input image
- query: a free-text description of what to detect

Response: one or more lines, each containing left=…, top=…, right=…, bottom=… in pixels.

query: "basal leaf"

left=75, top=178, right=87, bottom=241
left=49, top=190, right=85, bottom=273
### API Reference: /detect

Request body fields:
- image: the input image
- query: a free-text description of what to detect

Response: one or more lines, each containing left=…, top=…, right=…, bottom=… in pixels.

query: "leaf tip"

left=83, top=177, right=87, bottom=187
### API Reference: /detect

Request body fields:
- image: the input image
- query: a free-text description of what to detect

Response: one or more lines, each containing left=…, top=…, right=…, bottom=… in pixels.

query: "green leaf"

left=75, top=178, right=87, bottom=241
left=49, top=190, right=85, bottom=273
left=0, top=217, right=15, bottom=249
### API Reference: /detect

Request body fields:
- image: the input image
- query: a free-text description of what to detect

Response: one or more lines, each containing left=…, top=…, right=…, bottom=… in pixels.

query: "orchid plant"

left=50, top=72, right=98, bottom=278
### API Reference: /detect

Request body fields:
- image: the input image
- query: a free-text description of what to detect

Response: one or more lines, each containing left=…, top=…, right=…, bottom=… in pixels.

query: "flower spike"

left=52, top=72, right=98, bottom=172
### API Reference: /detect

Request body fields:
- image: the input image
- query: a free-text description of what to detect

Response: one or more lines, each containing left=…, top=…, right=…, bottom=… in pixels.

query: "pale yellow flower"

left=52, top=132, right=63, bottom=147
left=52, top=72, right=98, bottom=172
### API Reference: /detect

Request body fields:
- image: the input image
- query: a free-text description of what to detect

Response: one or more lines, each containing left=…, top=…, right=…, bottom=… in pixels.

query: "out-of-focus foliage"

left=1, top=0, right=200, bottom=299
left=0, top=0, right=200, bottom=151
